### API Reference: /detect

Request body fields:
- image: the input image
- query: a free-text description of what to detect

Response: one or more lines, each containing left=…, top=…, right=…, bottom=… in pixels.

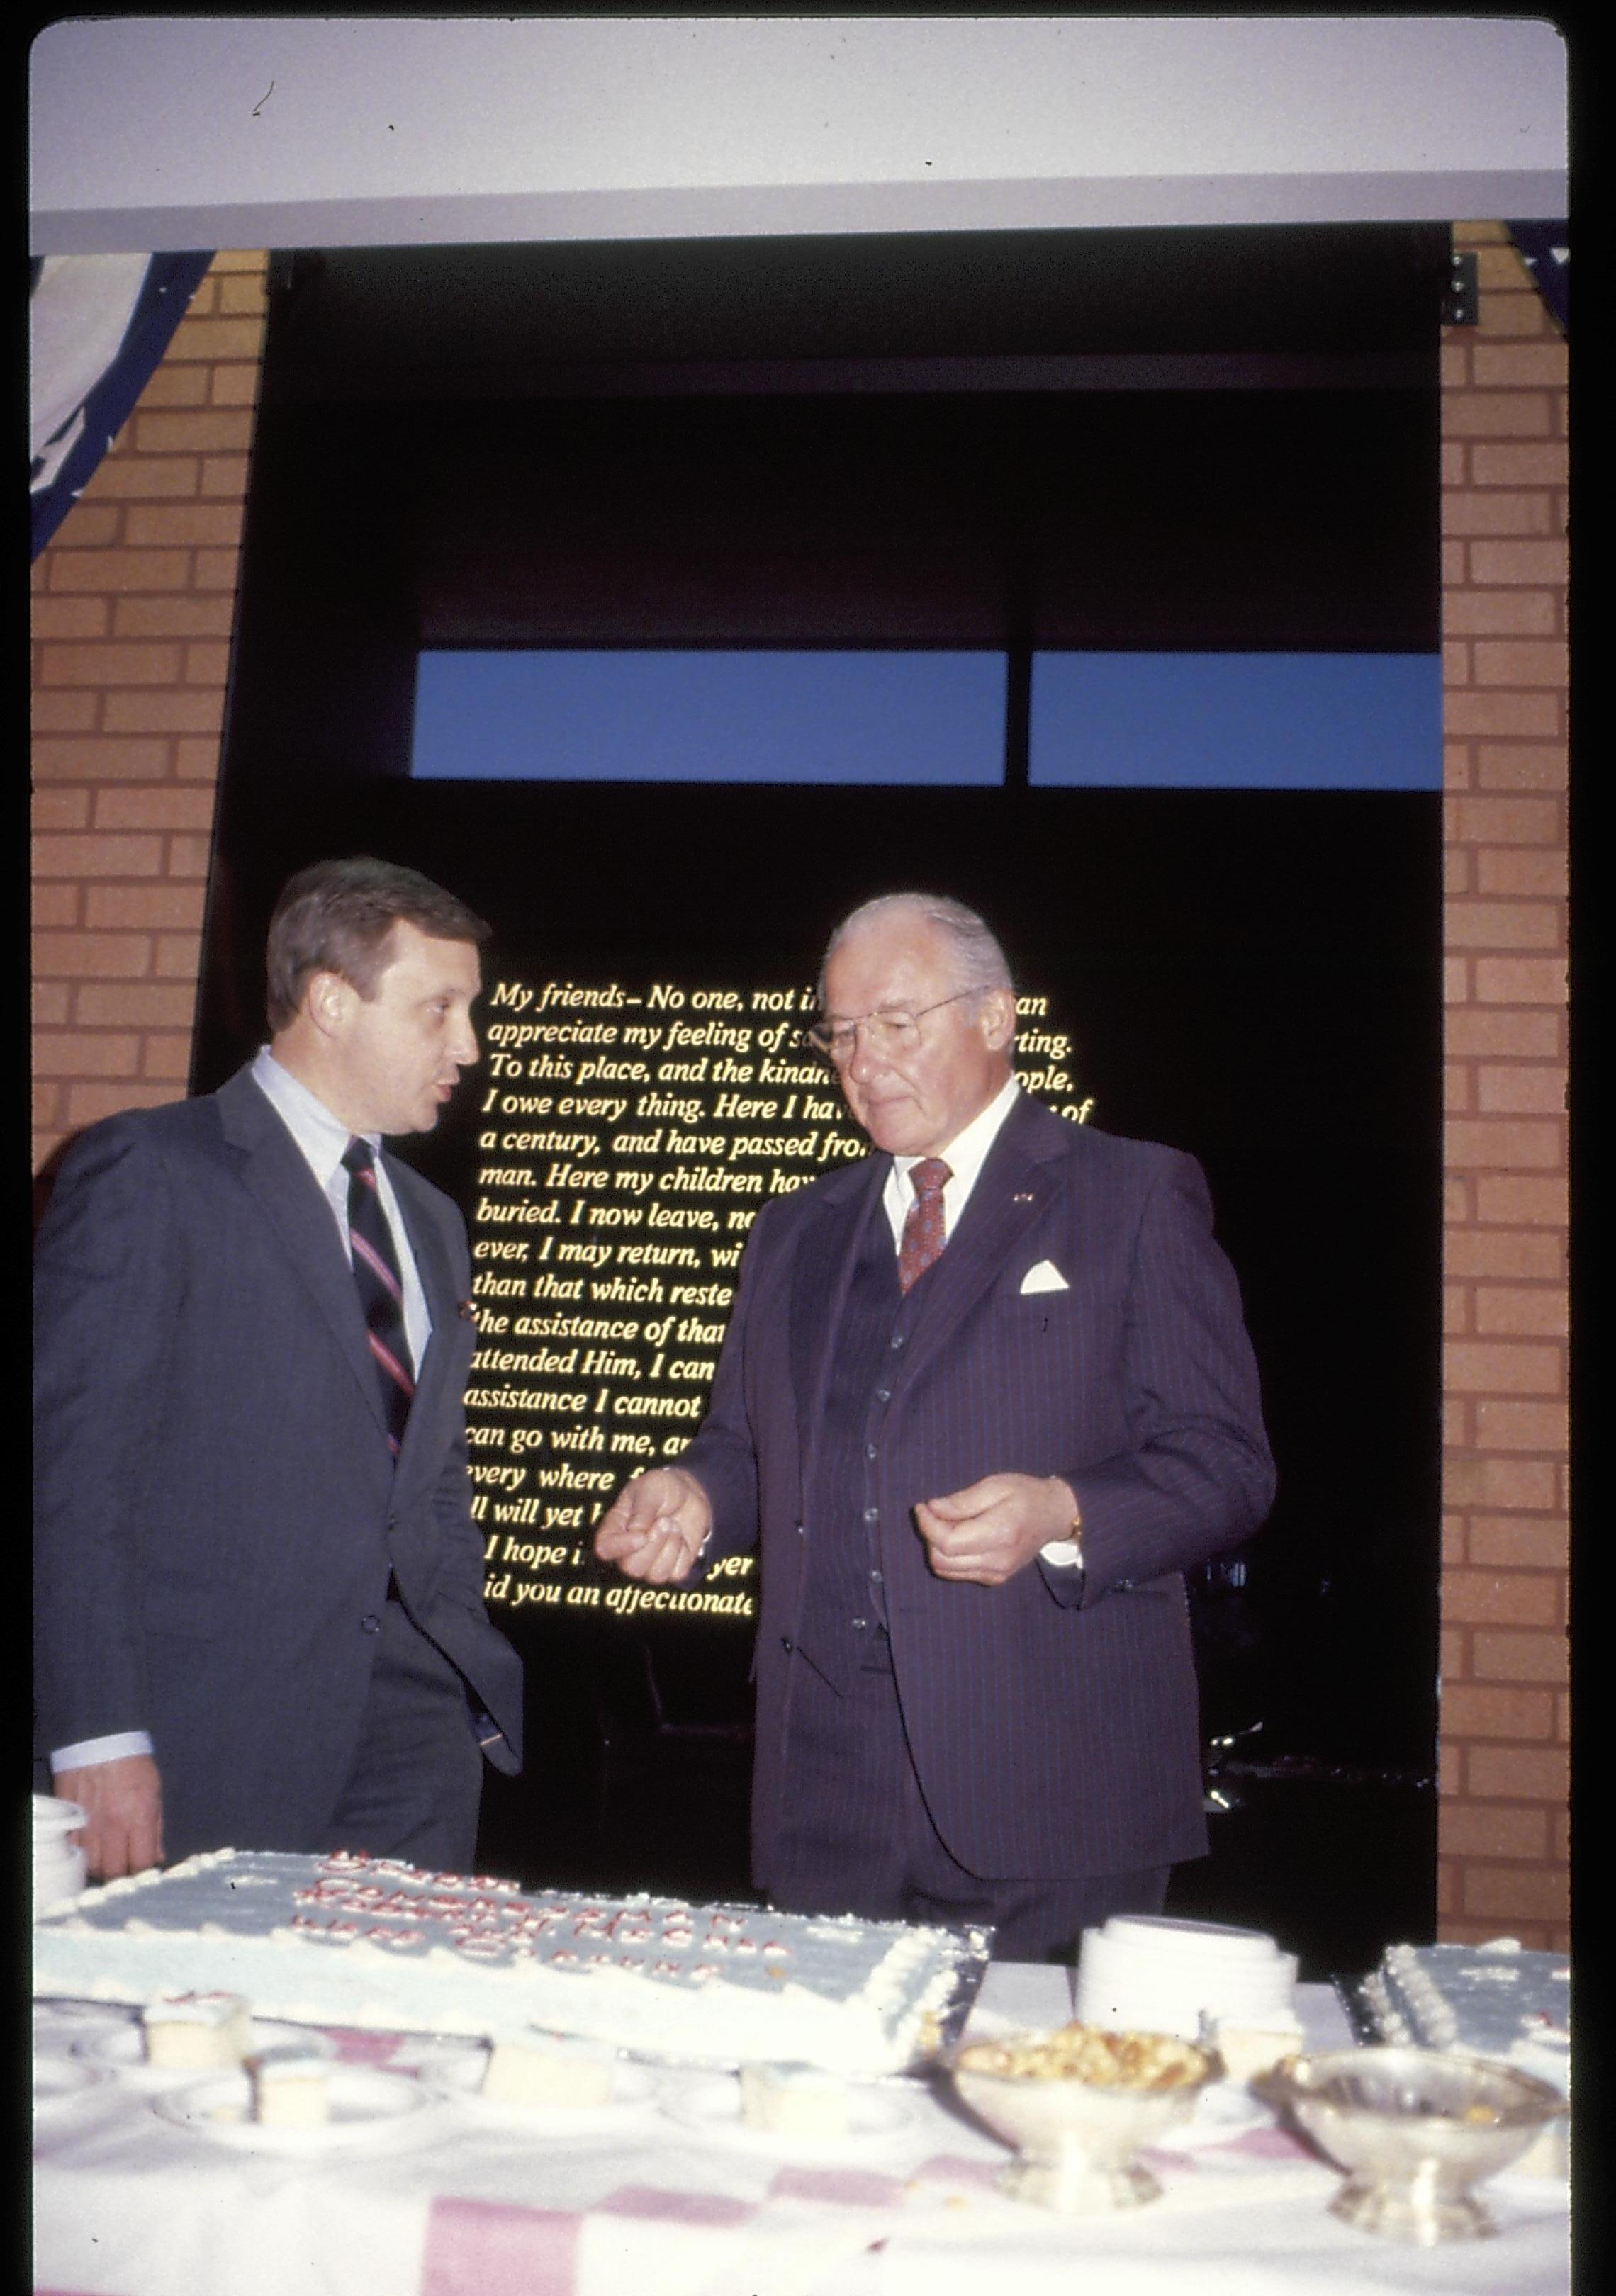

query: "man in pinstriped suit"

left=595, top=893, right=1274, bottom=1959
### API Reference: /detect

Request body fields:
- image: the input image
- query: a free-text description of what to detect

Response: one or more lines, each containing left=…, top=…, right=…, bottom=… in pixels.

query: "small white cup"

left=33, top=1794, right=89, bottom=1915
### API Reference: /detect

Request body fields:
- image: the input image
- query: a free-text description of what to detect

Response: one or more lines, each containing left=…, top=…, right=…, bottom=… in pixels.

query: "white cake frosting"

left=1362, top=1939, right=1571, bottom=2099
left=33, top=1848, right=980, bottom=2078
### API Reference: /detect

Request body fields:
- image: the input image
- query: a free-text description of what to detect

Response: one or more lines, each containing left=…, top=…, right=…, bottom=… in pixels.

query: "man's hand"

left=593, top=1467, right=712, bottom=1584
left=914, top=1474, right=1079, bottom=1588
left=55, top=1755, right=164, bottom=1881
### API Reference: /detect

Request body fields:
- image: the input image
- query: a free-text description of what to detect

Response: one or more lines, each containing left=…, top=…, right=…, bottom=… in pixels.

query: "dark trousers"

left=763, top=1649, right=1167, bottom=1961
left=321, top=1596, right=483, bottom=1873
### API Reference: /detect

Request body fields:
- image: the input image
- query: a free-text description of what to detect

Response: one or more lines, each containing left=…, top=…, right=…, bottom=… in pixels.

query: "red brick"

left=199, top=456, right=252, bottom=497
left=174, top=738, right=226, bottom=782
left=1473, top=956, right=1567, bottom=1005
left=64, top=1081, right=184, bottom=1127
left=142, top=1035, right=195, bottom=1080
left=1473, top=639, right=1569, bottom=687
left=1473, top=1399, right=1569, bottom=1451
left=1441, top=441, right=1468, bottom=486
left=1443, top=901, right=1560, bottom=948
left=1476, top=748, right=1567, bottom=793
left=1442, top=638, right=1470, bottom=686
left=31, top=597, right=111, bottom=639
left=1444, top=1229, right=1564, bottom=1281
left=1442, top=1571, right=1561, bottom=1627
left=84, top=884, right=207, bottom=930
left=1466, top=1518, right=1568, bottom=1572
left=1443, top=1176, right=1471, bottom=1224
left=32, top=983, right=71, bottom=1025
left=217, top=271, right=269, bottom=315
left=133, top=410, right=255, bottom=455
left=1469, top=538, right=1569, bottom=585
left=31, top=736, right=174, bottom=782
left=93, top=788, right=218, bottom=833
left=167, top=315, right=269, bottom=362
left=32, top=834, right=164, bottom=879
left=31, top=692, right=101, bottom=732
left=1470, top=443, right=1568, bottom=487
left=1443, top=1121, right=1561, bottom=1171
left=79, top=458, right=201, bottom=502
left=1442, top=592, right=1556, bottom=636
left=46, top=549, right=190, bottom=594
left=1445, top=1008, right=1561, bottom=1057
left=1466, top=1744, right=1568, bottom=1800
left=33, top=932, right=155, bottom=979
left=1443, top=692, right=1561, bottom=741
left=124, top=504, right=252, bottom=549
left=1473, top=1285, right=1566, bottom=1339
left=1460, top=1863, right=1568, bottom=1927
left=194, top=550, right=247, bottom=590
left=1440, top=343, right=1470, bottom=390
left=39, top=641, right=184, bottom=688
left=129, top=364, right=209, bottom=409
left=1440, top=492, right=1555, bottom=537
left=154, top=933, right=206, bottom=977
left=1443, top=845, right=1473, bottom=894
left=33, top=790, right=91, bottom=831
left=1440, top=1684, right=1554, bottom=1739
left=1443, top=1283, right=1470, bottom=1334
left=1470, top=344, right=1568, bottom=389
left=1441, top=1457, right=1557, bottom=1512
left=43, top=505, right=120, bottom=547
left=1473, top=1631, right=1567, bottom=1684
left=30, top=885, right=80, bottom=928
left=166, top=835, right=215, bottom=877
left=103, top=691, right=228, bottom=735
left=1444, top=1065, right=1472, bottom=1115
left=1475, top=847, right=1566, bottom=897
left=31, top=1031, right=141, bottom=1077
left=1474, top=1176, right=1566, bottom=1226
left=1442, top=394, right=1552, bottom=439
left=184, top=642, right=232, bottom=685
left=209, top=365, right=264, bottom=410
left=113, top=596, right=237, bottom=638
left=1437, top=1803, right=1548, bottom=1860
left=1473, top=243, right=1535, bottom=288
left=75, top=982, right=199, bottom=1028
left=1476, top=1066, right=1566, bottom=1115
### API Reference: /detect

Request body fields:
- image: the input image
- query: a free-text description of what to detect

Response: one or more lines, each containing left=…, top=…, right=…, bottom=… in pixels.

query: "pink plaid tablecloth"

left=34, top=1977, right=1570, bottom=2296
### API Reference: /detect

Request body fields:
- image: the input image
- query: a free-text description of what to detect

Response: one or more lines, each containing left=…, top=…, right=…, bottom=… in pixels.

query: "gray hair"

left=819, top=892, right=1015, bottom=1003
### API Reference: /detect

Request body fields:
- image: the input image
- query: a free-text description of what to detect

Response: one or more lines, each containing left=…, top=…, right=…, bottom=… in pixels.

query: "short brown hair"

left=266, top=857, right=491, bottom=1031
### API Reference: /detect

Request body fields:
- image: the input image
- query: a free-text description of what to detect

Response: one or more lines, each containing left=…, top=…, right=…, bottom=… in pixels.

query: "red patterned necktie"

left=897, top=1158, right=953, bottom=1293
left=342, top=1137, right=415, bottom=1456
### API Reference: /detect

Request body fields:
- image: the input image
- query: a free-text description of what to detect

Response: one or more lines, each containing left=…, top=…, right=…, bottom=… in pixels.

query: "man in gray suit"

left=35, top=857, right=522, bottom=1881
left=595, top=893, right=1273, bottom=1959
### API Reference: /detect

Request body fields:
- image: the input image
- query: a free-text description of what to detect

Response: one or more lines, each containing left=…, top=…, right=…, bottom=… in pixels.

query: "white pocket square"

left=1020, top=1259, right=1069, bottom=1295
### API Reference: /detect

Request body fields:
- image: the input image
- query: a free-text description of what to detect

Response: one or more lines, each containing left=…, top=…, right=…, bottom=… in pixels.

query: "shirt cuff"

left=50, top=1731, right=155, bottom=1774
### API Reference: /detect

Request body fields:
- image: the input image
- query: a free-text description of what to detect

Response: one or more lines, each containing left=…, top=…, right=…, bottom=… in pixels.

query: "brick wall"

left=1437, top=223, right=1570, bottom=1948
left=31, top=252, right=269, bottom=1175
left=30, top=231, right=1572, bottom=1945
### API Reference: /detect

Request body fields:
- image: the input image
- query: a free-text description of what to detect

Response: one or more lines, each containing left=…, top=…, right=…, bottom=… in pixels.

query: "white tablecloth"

left=34, top=1974, right=1570, bottom=2296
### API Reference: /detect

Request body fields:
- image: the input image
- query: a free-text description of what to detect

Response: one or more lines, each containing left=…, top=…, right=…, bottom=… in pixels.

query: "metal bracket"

left=1443, top=252, right=1479, bottom=327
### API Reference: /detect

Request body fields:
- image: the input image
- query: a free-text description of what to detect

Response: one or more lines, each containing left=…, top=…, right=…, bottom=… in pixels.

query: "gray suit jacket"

left=680, top=1094, right=1275, bottom=1884
left=33, top=1066, right=522, bottom=1859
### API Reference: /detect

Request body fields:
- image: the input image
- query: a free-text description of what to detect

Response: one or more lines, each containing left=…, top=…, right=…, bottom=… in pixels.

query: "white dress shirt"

left=880, top=1072, right=1021, bottom=1250
left=51, top=1052, right=432, bottom=1777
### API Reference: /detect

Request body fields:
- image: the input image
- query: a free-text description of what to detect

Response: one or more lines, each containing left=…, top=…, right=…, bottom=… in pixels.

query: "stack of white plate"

left=1075, top=1914, right=1297, bottom=2041
left=33, top=1794, right=87, bottom=1917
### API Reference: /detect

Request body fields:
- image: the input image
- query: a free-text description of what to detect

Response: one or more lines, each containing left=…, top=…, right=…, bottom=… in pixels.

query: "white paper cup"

left=33, top=1795, right=88, bottom=1915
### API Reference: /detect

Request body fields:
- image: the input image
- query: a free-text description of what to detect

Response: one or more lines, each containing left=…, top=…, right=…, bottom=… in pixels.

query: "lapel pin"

left=458, top=1299, right=478, bottom=1322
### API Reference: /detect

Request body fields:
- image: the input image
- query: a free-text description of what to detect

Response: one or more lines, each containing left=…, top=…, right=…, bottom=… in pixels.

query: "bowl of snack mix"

left=950, top=2020, right=1214, bottom=2212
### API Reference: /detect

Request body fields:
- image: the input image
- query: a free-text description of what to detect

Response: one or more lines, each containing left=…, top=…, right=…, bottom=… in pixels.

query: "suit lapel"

left=788, top=1157, right=885, bottom=1472
left=386, top=1163, right=465, bottom=1496
left=217, top=1068, right=388, bottom=1438
left=895, top=1096, right=1072, bottom=1391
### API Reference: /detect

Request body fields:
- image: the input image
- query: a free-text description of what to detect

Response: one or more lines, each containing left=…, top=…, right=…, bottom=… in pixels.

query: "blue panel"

left=411, top=651, right=1006, bottom=784
left=1028, top=654, right=1442, bottom=790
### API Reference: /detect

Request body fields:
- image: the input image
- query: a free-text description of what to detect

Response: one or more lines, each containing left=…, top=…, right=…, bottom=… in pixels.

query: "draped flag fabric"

left=1505, top=222, right=1569, bottom=334
left=30, top=252, right=215, bottom=558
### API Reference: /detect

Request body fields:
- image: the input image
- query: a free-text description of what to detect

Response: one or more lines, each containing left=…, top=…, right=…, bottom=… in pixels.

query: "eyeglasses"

left=802, top=990, right=981, bottom=1066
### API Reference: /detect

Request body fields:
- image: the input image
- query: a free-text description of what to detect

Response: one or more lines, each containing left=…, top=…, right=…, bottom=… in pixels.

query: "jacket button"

left=361, top=1614, right=381, bottom=1634
left=782, top=1637, right=794, bottom=1654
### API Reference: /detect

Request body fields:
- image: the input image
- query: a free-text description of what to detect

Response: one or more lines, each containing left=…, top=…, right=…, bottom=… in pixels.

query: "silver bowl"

left=951, top=2033, right=1214, bottom=2212
left=1266, top=2047, right=1566, bottom=2244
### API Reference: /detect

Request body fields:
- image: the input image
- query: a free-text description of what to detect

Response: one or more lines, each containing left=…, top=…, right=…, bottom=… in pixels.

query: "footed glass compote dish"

left=1268, top=2046, right=1565, bottom=2244
left=951, top=2025, right=1213, bottom=2213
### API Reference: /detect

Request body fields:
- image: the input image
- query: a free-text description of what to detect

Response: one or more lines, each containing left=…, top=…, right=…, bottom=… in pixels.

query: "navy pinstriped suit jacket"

left=680, top=1091, right=1276, bottom=1885
left=33, top=1067, right=522, bottom=1862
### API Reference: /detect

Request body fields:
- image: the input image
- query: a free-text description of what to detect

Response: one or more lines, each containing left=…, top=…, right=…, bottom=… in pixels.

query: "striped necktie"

left=342, top=1137, right=415, bottom=1456
left=897, top=1158, right=953, bottom=1293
